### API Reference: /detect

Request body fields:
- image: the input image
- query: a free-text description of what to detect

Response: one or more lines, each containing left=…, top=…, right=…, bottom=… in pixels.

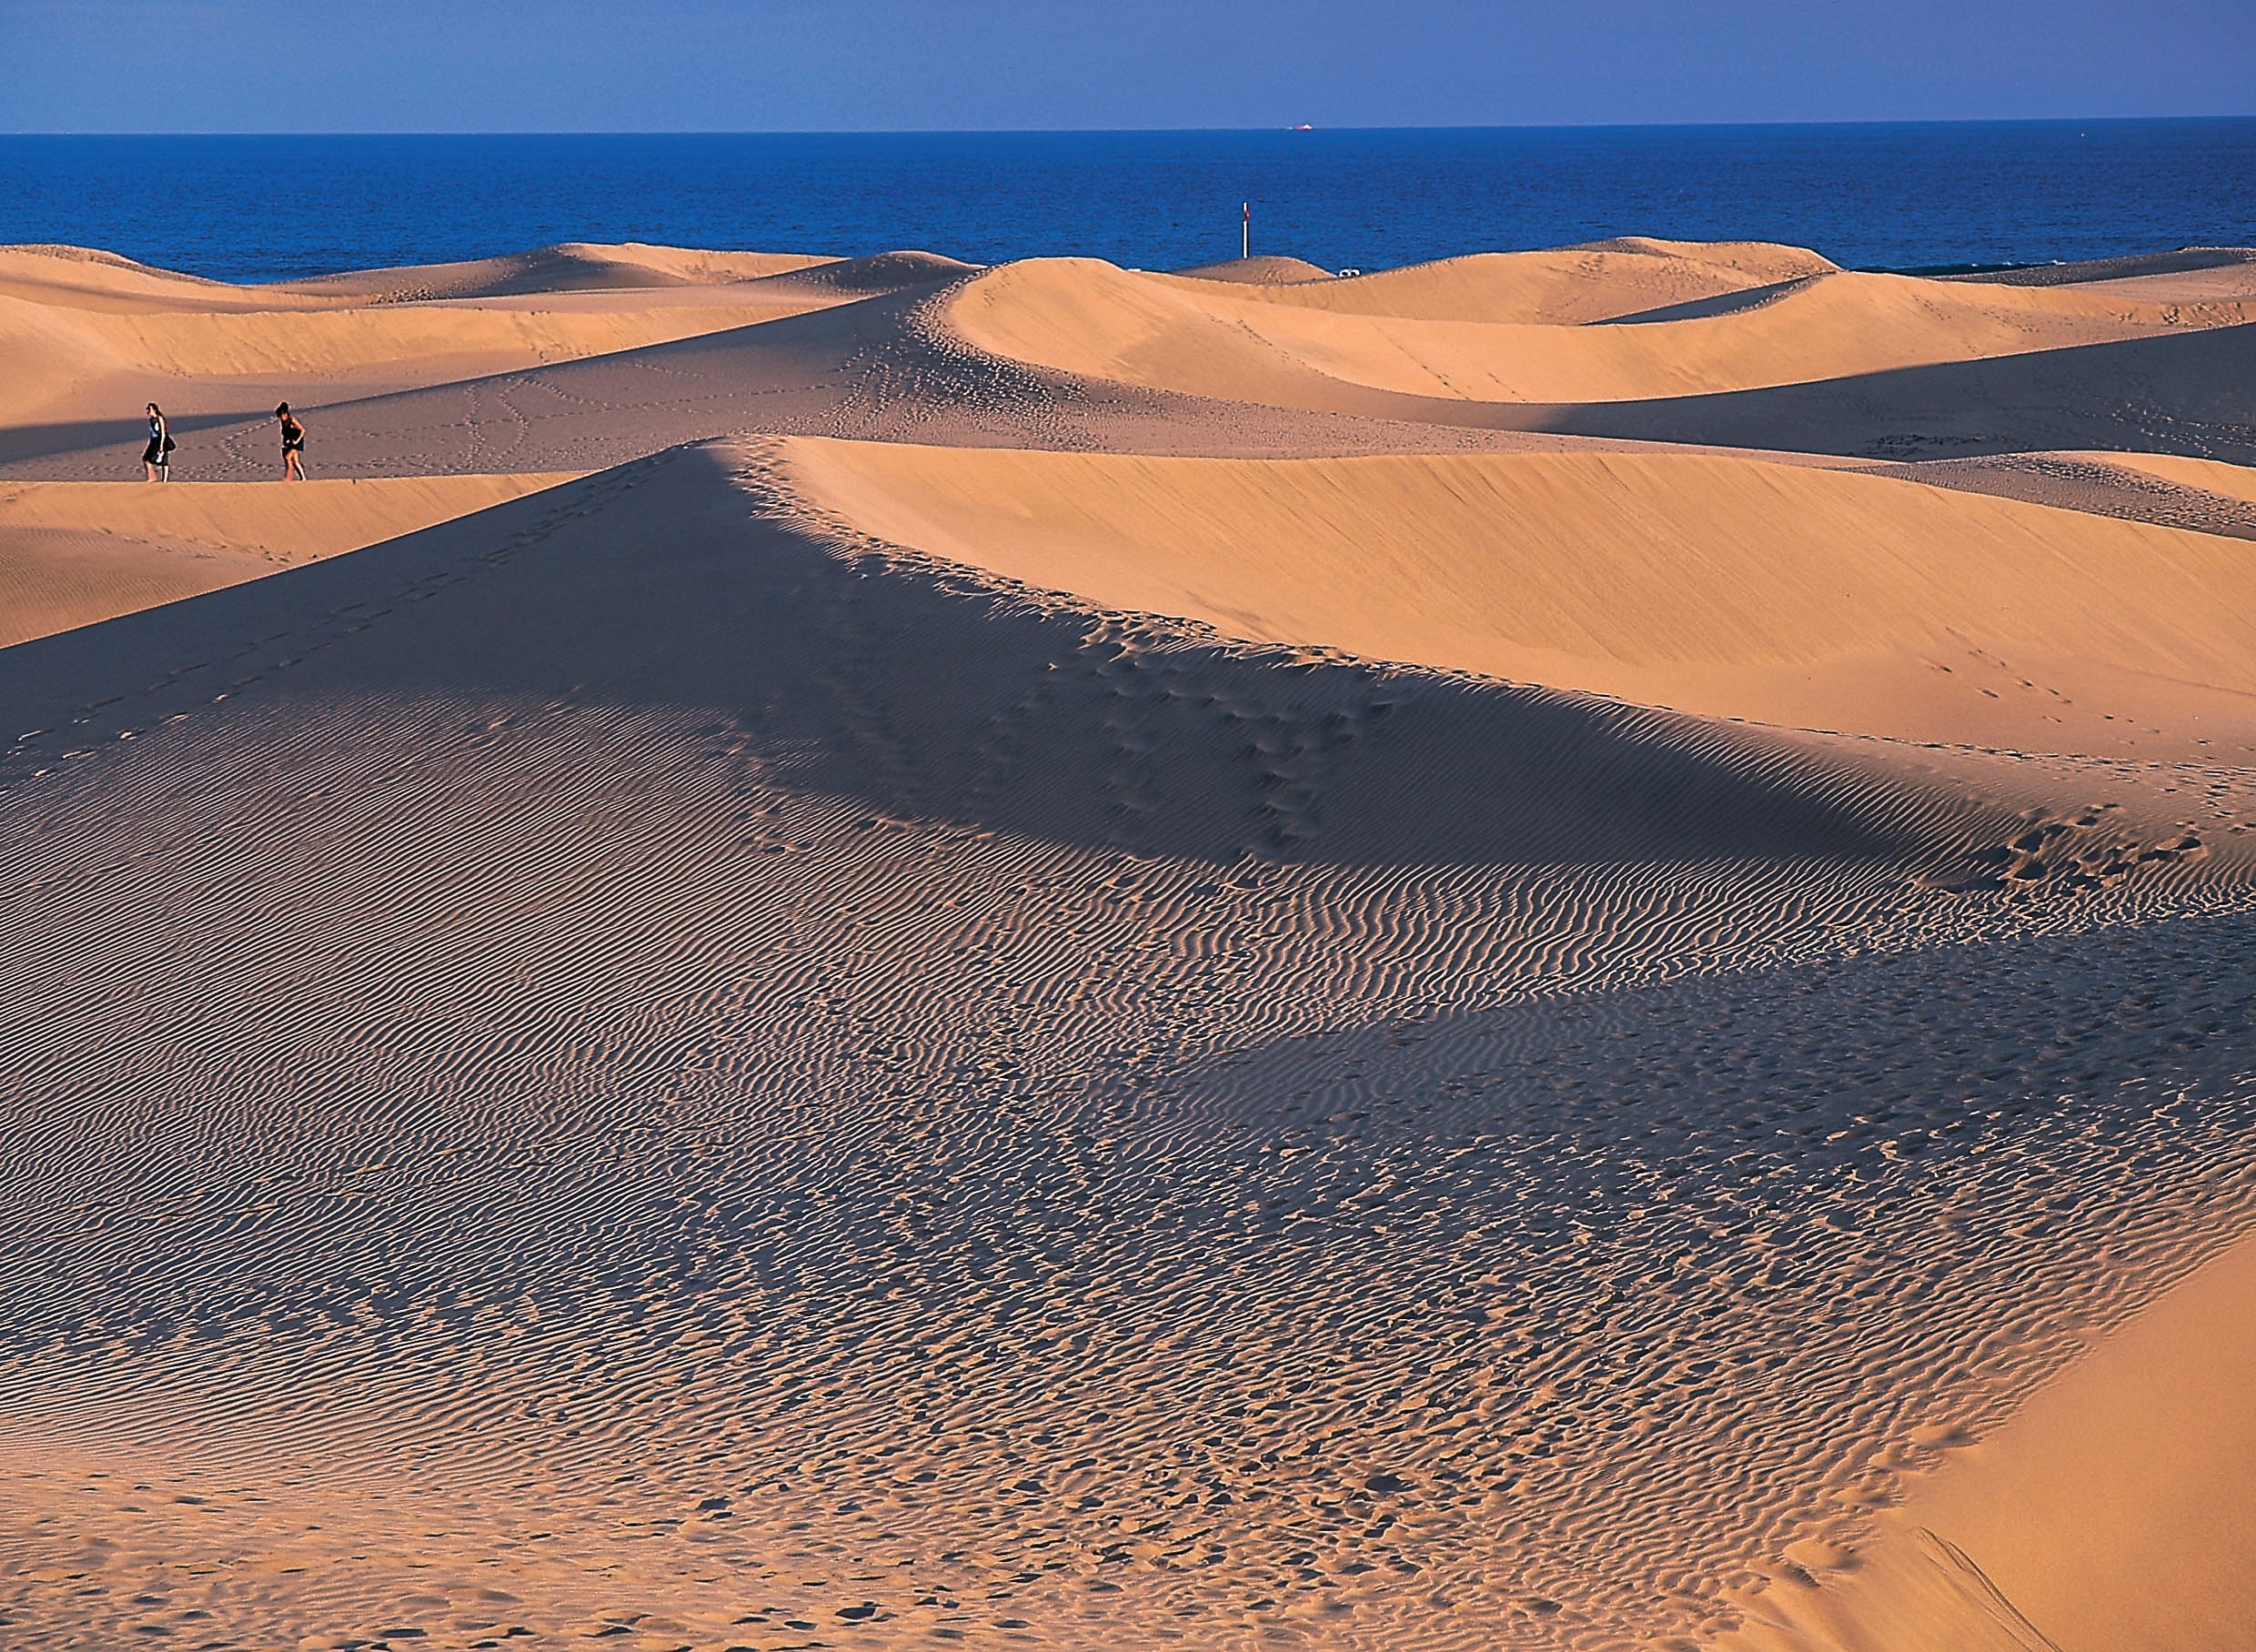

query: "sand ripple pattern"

left=4, top=443, right=2256, bottom=1652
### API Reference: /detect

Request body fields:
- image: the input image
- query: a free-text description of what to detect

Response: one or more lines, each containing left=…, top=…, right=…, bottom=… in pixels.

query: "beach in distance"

left=3, top=207, right=2256, bottom=1652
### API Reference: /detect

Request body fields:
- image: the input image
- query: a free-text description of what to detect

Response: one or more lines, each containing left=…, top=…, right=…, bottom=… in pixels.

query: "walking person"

left=275, top=402, right=307, bottom=480
left=142, top=403, right=173, bottom=481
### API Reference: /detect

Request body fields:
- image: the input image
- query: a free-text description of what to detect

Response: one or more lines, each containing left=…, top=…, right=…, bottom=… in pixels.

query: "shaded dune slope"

left=1535, top=320, right=2256, bottom=462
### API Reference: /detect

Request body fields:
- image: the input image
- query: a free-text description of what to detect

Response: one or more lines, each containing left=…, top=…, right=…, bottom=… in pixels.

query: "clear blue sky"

left=4, top=0, right=2251, bottom=132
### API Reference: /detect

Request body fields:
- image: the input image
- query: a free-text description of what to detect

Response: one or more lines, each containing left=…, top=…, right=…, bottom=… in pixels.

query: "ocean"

left=2, top=121, right=2252, bottom=285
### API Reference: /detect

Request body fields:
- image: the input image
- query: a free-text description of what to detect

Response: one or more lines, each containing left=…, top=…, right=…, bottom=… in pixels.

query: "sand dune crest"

left=781, top=438, right=2256, bottom=757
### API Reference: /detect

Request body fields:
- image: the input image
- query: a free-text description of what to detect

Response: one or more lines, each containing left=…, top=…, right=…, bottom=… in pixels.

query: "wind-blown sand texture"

left=3, top=234, right=2255, bottom=1652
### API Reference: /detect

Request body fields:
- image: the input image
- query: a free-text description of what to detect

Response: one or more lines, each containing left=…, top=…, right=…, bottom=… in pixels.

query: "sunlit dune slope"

left=1895, top=1233, right=2256, bottom=1652
left=1166, top=239, right=1837, bottom=324
left=0, top=241, right=828, bottom=310
left=0, top=294, right=818, bottom=419
left=0, top=474, right=573, bottom=646
left=273, top=241, right=833, bottom=301
left=1727, top=1233, right=2256, bottom=1652
left=2077, top=448, right=2256, bottom=503
left=943, top=258, right=2249, bottom=409
left=781, top=438, right=2256, bottom=757
left=1169, top=255, right=1337, bottom=284
left=0, top=242, right=972, bottom=428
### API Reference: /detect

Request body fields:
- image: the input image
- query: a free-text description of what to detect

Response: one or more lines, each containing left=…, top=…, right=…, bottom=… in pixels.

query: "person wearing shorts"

left=143, top=403, right=171, bottom=481
left=276, top=402, right=306, bottom=480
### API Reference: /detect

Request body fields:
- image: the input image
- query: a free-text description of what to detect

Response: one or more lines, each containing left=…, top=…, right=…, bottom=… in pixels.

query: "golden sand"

left=3, top=237, right=2254, bottom=1652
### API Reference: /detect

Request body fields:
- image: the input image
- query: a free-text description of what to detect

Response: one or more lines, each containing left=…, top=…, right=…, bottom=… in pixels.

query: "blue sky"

left=3, top=0, right=2251, bottom=132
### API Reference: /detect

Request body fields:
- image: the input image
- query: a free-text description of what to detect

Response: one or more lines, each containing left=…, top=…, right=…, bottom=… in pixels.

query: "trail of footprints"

left=1929, top=802, right=2209, bottom=892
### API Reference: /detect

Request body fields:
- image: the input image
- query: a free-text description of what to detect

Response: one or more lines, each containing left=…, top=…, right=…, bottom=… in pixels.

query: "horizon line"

left=6, top=114, right=2256, bottom=140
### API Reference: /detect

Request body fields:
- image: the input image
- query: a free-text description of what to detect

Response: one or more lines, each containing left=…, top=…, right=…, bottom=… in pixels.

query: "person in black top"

left=276, top=402, right=307, bottom=480
left=143, top=403, right=171, bottom=481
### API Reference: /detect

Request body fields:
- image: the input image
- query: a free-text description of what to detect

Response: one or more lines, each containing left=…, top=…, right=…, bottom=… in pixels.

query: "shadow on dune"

left=0, top=409, right=280, bottom=471
left=1526, top=320, right=2256, bottom=461
left=1936, top=246, right=2256, bottom=287
left=0, top=442, right=1929, bottom=871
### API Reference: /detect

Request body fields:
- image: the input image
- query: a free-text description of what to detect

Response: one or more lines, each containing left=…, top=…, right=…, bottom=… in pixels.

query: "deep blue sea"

left=2, top=122, right=2252, bottom=285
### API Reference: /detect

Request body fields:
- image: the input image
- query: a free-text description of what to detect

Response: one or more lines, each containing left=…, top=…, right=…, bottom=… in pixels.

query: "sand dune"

left=5, top=438, right=2254, bottom=1652
left=0, top=244, right=250, bottom=312
left=1170, top=254, right=1339, bottom=283
left=1865, top=450, right=2256, bottom=542
left=1536, top=319, right=2256, bottom=462
left=0, top=240, right=968, bottom=434
left=275, top=240, right=834, bottom=301
left=1943, top=244, right=2256, bottom=291
left=0, top=474, right=574, bottom=645
left=10, top=241, right=2254, bottom=484
left=947, top=259, right=2249, bottom=408
left=781, top=439, right=2256, bottom=758
left=1727, top=1231, right=2256, bottom=1652
left=1172, top=239, right=1838, bottom=324
left=4, top=236, right=2255, bottom=1652
left=0, top=281, right=1607, bottom=484
left=2078, top=448, right=2256, bottom=501
left=0, top=240, right=831, bottom=309
left=0, top=292, right=828, bottom=410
